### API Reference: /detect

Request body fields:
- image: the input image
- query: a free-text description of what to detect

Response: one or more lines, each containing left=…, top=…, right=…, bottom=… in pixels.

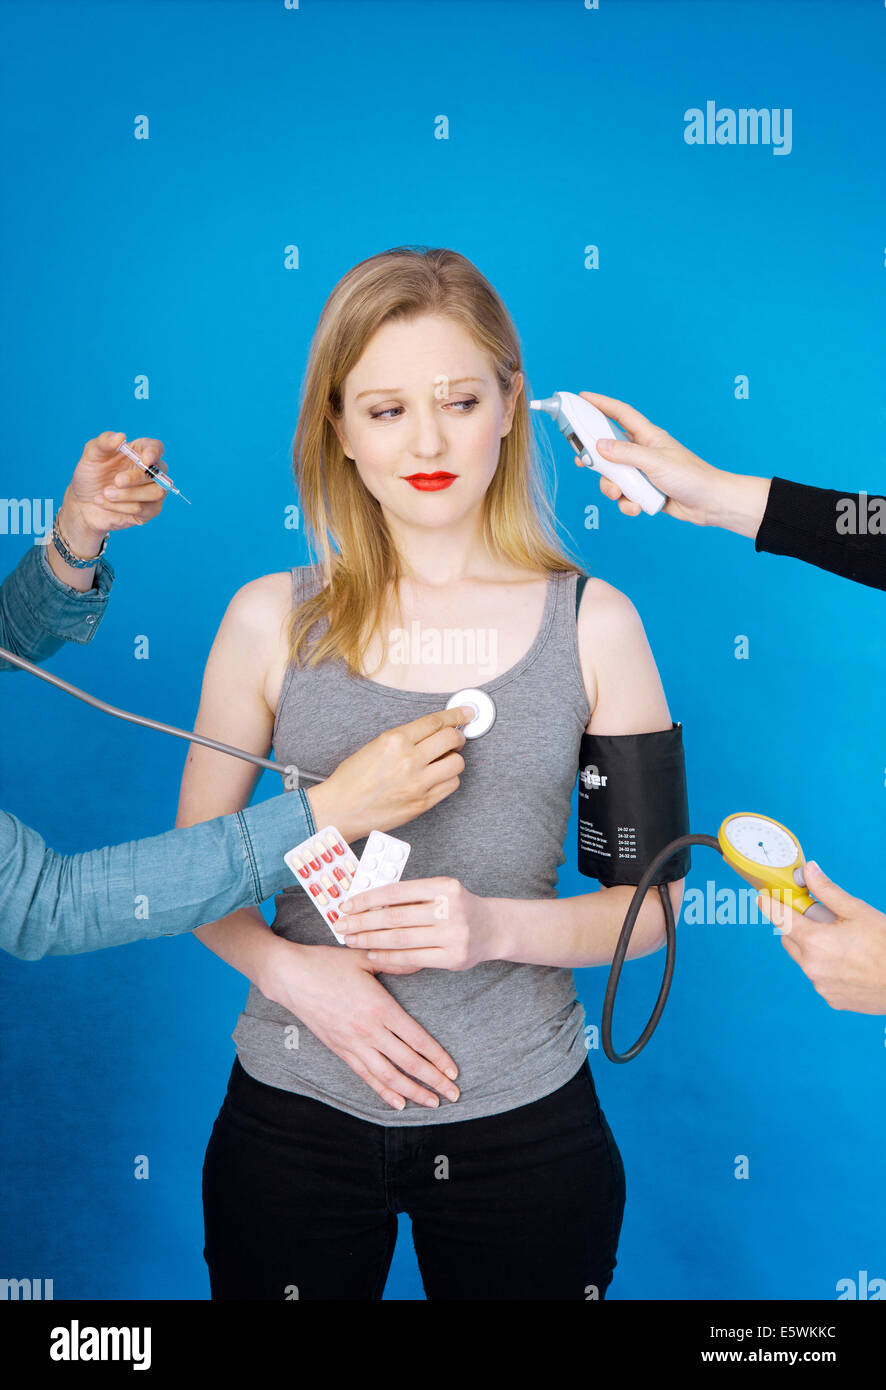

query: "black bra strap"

left=575, top=572, right=589, bottom=619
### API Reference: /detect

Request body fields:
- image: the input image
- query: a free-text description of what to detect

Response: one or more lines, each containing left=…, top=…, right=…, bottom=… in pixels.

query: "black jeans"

left=202, top=1055, right=626, bottom=1301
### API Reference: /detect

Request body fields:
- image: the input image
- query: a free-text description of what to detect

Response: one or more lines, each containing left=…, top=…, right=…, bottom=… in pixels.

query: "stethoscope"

left=444, top=687, right=496, bottom=739
left=0, top=645, right=497, bottom=779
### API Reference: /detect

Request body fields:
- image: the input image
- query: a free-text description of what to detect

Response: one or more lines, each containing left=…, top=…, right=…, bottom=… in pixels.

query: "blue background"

left=1, top=0, right=884, bottom=1300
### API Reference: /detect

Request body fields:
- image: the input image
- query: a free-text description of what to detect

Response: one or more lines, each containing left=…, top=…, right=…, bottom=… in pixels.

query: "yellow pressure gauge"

left=718, top=812, right=819, bottom=913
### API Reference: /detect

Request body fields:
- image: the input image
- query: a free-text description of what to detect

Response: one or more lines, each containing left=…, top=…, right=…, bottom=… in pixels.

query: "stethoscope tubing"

left=0, top=643, right=310, bottom=781
left=0, top=652, right=497, bottom=784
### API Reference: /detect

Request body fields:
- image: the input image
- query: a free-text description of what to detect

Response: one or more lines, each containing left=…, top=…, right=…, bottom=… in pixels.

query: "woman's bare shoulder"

left=220, top=570, right=296, bottom=648
left=230, top=569, right=295, bottom=608
left=577, top=575, right=668, bottom=733
left=577, top=575, right=644, bottom=642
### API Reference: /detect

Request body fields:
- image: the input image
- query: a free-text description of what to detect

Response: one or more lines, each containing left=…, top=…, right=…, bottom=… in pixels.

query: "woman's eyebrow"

left=355, top=376, right=487, bottom=401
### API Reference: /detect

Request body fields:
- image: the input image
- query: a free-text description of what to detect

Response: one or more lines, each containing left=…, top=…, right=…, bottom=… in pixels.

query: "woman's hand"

left=579, top=391, right=771, bottom=539
left=306, top=707, right=472, bottom=844
left=62, top=430, right=169, bottom=545
left=338, top=875, right=502, bottom=972
left=258, top=938, right=462, bottom=1110
left=757, top=863, right=886, bottom=1014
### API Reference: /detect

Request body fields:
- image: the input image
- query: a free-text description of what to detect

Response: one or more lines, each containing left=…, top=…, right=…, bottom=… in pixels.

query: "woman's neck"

left=386, top=512, right=499, bottom=587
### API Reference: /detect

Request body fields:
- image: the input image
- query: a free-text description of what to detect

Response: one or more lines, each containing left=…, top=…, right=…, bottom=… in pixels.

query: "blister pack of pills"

left=284, top=825, right=411, bottom=944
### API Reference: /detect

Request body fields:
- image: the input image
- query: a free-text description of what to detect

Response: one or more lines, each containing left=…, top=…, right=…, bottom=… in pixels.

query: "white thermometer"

left=531, top=390, right=666, bottom=516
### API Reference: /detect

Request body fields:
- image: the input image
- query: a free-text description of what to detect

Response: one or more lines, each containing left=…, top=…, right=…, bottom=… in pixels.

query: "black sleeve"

left=754, top=476, right=886, bottom=592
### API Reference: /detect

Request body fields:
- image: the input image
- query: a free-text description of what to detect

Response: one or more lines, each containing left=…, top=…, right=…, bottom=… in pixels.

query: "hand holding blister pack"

left=284, top=826, right=411, bottom=944
left=531, top=390, right=666, bottom=515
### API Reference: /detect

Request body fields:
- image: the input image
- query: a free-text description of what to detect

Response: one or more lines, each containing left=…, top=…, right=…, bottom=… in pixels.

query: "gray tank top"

left=232, top=564, right=592, bottom=1125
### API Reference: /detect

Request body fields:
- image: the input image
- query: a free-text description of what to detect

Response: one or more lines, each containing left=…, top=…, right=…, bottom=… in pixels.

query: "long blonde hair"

left=288, top=245, right=585, bottom=677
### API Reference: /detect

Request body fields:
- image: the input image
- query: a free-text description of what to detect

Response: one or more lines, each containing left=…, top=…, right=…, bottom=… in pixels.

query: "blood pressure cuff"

left=578, top=722, right=691, bottom=887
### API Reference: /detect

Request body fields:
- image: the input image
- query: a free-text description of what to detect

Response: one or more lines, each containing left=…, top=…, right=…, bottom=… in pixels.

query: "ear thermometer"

left=531, top=390, right=666, bottom=516
left=117, top=440, right=191, bottom=505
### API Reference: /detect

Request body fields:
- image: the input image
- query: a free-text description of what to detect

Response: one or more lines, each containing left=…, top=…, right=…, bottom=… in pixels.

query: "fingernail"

left=806, top=860, right=821, bottom=875
left=423, top=1097, right=439, bottom=1108
left=597, top=438, right=613, bottom=452
left=444, top=1067, right=458, bottom=1080
left=339, top=901, right=352, bottom=913
left=446, top=1089, right=459, bottom=1102
left=104, top=488, right=118, bottom=498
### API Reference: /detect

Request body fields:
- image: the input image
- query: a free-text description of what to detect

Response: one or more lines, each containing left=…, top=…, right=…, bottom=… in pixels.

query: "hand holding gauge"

left=603, top=808, right=838, bottom=1063
left=718, top=813, right=837, bottom=923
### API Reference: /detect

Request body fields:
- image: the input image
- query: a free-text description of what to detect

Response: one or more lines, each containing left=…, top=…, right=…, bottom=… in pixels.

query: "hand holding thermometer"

left=117, top=440, right=191, bottom=505
left=531, top=390, right=666, bottom=516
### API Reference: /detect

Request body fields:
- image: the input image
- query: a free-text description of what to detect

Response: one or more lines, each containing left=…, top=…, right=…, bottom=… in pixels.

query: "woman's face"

left=330, top=313, right=521, bottom=530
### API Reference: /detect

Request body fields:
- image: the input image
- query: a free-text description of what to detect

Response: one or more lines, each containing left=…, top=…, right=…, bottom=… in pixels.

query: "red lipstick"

left=403, top=472, right=457, bottom=491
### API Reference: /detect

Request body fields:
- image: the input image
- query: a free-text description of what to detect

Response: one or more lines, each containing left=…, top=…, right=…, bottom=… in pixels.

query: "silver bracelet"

left=51, top=512, right=109, bottom=569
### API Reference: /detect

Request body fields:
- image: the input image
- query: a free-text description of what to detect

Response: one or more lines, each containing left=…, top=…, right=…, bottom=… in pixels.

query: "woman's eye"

left=368, top=398, right=478, bottom=421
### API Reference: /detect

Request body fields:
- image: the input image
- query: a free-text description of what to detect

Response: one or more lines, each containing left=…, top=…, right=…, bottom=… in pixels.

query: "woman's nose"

left=407, top=409, right=447, bottom=456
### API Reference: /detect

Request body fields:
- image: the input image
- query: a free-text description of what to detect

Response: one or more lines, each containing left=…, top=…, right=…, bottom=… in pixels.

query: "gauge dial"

left=722, top=814, right=799, bottom=868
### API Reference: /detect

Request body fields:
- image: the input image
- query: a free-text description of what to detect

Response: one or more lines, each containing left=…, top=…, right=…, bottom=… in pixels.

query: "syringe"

left=117, top=440, right=191, bottom=504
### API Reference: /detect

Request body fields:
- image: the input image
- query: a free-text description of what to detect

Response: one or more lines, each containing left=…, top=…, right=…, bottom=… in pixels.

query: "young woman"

left=177, top=246, right=684, bottom=1301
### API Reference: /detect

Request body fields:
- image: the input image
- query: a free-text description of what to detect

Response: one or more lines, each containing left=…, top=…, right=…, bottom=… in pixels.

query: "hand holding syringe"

left=57, top=431, right=182, bottom=553
left=117, top=439, right=191, bottom=504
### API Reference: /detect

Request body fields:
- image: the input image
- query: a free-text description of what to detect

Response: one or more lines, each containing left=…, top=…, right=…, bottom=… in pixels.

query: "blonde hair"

left=288, top=245, right=585, bottom=677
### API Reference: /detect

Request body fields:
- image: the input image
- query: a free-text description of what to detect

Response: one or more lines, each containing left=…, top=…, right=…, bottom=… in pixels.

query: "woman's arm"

left=586, top=393, right=886, bottom=592
left=0, top=431, right=170, bottom=671
left=489, top=576, right=684, bottom=966
left=175, top=572, right=298, bottom=987
left=0, top=542, right=114, bottom=671
left=0, top=792, right=315, bottom=961
left=753, top=477, right=886, bottom=591
left=339, top=577, right=684, bottom=971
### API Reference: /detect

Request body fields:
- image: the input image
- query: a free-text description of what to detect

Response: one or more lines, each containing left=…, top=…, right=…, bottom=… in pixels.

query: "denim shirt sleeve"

left=0, top=787, right=317, bottom=961
left=0, top=542, right=115, bottom=672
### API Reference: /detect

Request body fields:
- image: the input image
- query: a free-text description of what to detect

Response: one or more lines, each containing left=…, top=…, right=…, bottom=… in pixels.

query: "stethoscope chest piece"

left=446, top=687, right=496, bottom=739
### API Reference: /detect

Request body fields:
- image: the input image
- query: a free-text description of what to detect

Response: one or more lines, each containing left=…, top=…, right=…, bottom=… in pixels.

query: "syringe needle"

left=117, top=439, right=190, bottom=504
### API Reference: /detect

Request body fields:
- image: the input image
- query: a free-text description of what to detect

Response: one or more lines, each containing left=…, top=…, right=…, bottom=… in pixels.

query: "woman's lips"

left=403, top=472, right=457, bottom=491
